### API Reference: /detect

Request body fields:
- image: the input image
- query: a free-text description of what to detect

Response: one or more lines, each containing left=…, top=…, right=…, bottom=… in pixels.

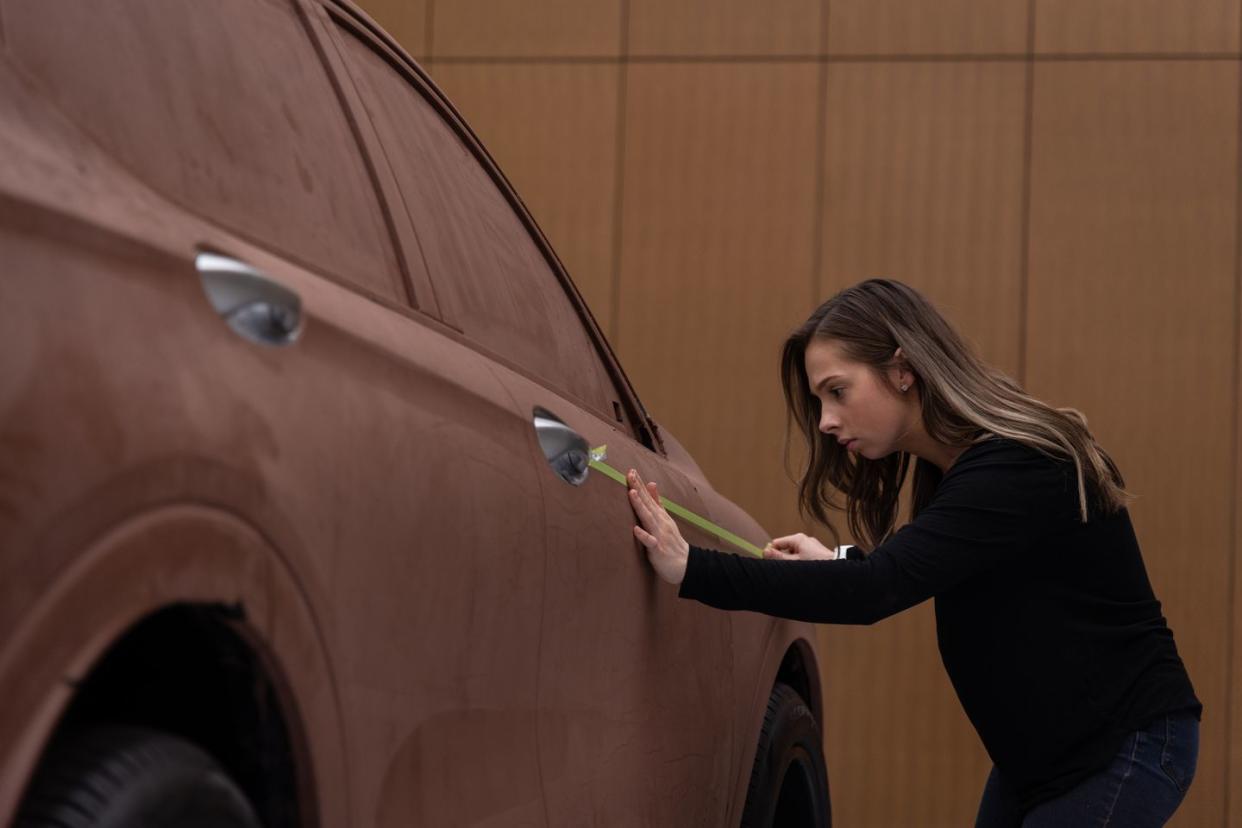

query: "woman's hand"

left=627, top=469, right=689, bottom=585
left=763, top=533, right=836, bottom=561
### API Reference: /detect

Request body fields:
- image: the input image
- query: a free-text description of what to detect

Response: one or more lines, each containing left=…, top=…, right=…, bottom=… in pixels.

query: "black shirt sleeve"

left=677, top=442, right=1055, bottom=624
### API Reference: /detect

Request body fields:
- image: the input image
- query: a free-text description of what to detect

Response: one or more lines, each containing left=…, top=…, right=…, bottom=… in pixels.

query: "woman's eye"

left=830, top=387, right=844, bottom=399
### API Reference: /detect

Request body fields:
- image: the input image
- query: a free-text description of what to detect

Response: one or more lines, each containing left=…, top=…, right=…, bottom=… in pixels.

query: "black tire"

left=15, top=725, right=262, bottom=828
left=740, top=682, right=831, bottom=828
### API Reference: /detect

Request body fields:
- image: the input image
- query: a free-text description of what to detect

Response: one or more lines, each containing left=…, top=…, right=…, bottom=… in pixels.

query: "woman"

left=626, top=279, right=1200, bottom=826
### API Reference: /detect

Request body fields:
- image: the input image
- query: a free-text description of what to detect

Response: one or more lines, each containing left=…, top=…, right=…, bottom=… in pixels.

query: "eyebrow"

left=813, top=374, right=844, bottom=393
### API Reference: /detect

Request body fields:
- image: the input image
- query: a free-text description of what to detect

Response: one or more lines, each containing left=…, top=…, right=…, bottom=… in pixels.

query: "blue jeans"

left=975, top=710, right=1199, bottom=827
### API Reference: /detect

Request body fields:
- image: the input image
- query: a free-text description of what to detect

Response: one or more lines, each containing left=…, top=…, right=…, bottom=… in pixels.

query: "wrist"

left=676, top=539, right=690, bottom=585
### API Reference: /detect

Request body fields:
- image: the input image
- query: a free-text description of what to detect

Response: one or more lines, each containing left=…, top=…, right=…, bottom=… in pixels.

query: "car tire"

left=740, top=682, right=831, bottom=828
left=15, top=725, right=261, bottom=828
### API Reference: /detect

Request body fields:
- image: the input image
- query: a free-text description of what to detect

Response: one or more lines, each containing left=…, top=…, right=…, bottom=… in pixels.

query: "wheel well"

left=48, top=603, right=306, bottom=827
left=776, top=638, right=823, bottom=727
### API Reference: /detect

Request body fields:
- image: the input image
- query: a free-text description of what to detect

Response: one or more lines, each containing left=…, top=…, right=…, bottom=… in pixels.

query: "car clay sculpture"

left=0, top=1, right=831, bottom=825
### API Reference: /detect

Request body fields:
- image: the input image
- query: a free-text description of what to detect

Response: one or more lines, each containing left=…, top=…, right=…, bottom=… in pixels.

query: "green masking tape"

left=589, top=445, right=765, bottom=558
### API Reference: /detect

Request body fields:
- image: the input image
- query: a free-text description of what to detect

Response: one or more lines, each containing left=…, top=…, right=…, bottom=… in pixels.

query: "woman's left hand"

left=627, top=469, right=689, bottom=585
left=763, top=533, right=836, bottom=561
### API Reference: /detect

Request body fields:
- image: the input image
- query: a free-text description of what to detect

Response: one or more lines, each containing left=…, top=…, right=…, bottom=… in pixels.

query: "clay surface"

left=0, top=0, right=822, bottom=824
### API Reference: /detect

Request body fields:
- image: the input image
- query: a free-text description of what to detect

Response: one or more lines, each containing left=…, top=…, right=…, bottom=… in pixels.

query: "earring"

left=900, top=384, right=908, bottom=392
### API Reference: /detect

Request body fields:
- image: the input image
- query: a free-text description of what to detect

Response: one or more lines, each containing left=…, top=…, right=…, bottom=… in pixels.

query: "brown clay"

left=0, top=1, right=823, bottom=824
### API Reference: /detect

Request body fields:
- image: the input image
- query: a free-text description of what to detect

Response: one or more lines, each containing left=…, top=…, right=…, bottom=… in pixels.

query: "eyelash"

left=829, top=387, right=844, bottom=400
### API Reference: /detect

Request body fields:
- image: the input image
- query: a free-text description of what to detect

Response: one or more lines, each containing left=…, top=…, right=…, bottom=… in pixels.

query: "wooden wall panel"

left=815, top=59, right=1028, bottom=827
left=628, top=0, right=821, bottom=57
left=1232, top=272, right=1241, bottom=827
left=1034, top=0, right=1240, bottom=54
left=826, top=0, right=1028, bottom=56
left=431, top=0, right=622, bottom=58
left=1026, top=60, right=1237, bottom=827
left=616, top=62, right=820, bottom=538
left=820, top=61, right=1028, bottom=375
left=354, top=3, right=1241, bottom=824
left=356, top=0, right=427, bottom=57
left=817, top=614, right=994, bottom=826
left=429, top=63, right=620, bottom=337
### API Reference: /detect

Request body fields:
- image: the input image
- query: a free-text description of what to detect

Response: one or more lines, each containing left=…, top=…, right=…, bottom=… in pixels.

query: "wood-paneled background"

left=357, top=1, right=1240, bottom=824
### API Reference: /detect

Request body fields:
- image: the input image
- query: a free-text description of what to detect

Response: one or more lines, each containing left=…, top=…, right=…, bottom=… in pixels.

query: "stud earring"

left=900, top=384, right=908, bottom=392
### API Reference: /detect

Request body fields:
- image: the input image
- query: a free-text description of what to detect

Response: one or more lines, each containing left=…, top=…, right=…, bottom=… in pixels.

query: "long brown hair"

left=779, top=278, right=1132, bottom=552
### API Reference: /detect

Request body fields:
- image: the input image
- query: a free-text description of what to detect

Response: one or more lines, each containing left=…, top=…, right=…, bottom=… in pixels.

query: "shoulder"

left=950, top=435, right=1069, bottom=472
left=941, top=436, right=1077, bottom=506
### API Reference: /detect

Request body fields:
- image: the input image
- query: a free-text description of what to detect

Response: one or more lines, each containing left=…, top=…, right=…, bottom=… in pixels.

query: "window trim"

left=297, top=0, right=445, bottom=319
left=314, top=0, right=662, bottom=454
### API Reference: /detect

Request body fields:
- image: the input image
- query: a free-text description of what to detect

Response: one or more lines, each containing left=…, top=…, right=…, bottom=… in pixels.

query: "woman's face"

left=803, top=338, right=916, bottom=460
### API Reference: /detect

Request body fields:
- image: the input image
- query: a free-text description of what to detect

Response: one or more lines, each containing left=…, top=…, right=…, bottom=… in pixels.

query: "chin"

left=864, top=446, right=899, bottom=462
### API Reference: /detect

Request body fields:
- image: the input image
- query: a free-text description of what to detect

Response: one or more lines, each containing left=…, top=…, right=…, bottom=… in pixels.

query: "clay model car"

left=0, top=1, right=830, bottom=825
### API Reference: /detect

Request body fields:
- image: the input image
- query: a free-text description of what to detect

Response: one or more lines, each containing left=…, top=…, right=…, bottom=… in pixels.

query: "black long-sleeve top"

left=679, top=436, right=1201, bottom=812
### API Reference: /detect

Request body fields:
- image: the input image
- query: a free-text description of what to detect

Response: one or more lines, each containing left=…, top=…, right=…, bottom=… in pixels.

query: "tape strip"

left=589, top=445, right=764, bottom=558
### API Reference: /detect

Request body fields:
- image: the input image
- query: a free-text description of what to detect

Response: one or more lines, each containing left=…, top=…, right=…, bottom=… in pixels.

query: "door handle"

left=195, top=251, right=303, bottom=347
left=532, top=406, right=590, bottom=486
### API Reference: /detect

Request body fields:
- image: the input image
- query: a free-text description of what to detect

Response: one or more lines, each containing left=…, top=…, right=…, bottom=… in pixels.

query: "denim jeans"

left=975, top=709, right=1199, bottom=827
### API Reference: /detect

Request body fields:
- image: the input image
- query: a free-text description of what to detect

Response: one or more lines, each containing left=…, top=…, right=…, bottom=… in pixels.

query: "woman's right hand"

left=763, top=533, right=837, bottom=561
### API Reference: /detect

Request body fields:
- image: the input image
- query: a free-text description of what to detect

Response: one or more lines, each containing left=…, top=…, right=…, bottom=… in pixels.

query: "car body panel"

left=0, top=52, right=547, bottom=823
left=0, top=2, right=825, bottom=823
left=493, top=369, right=737, bottom=824
left=0, top=504, right=346, bottom=824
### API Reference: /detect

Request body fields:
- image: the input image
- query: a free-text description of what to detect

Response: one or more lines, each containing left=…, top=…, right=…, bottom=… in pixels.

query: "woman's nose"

left=819, top=412, right=839, bottom=434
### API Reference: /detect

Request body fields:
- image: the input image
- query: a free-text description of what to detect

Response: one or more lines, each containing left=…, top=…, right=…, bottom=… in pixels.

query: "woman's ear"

left=891, top=347, right=914, bottom=393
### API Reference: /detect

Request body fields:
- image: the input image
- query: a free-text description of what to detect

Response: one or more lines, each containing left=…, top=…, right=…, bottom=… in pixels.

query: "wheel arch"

left=46, top=602, right=306, bottom=827
left=726, top=620, right=827, bottom=825
left=0, top=503, right=347, bottom=825
left=776, top=635, right=824, bottom=728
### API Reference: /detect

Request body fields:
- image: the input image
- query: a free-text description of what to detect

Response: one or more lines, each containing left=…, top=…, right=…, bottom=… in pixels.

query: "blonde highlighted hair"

left=780, top=278, right=1133, bottom=552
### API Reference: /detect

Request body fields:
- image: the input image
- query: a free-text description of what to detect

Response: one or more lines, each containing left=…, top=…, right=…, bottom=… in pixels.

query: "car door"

left=323, top=10, right=736, bottom=823
left=496, top=380, right=737, bottom=826
left=0, top=2, right=550, bottom=824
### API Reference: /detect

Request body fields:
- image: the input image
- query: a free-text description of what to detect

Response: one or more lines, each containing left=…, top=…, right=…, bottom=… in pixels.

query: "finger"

left=635, top=474, right=657, bottom=508
left=630, top=472, right=654, bottom=506
left=645, top=481, right=665, bottom=513
left=633, top=524, right=657, bottom=548
left=636, top=483, right=661, bottom=518
left=628, top=468, right=649, bottom=492
left=631, top=491, right=663, bottom=534
left=628, top=487, right=653, bottom=523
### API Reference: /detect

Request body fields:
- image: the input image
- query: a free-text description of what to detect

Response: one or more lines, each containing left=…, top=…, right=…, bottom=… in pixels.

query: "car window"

left=332, top=22, right=621, bottom=420
left=3, top=0, right=407, bottom=304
